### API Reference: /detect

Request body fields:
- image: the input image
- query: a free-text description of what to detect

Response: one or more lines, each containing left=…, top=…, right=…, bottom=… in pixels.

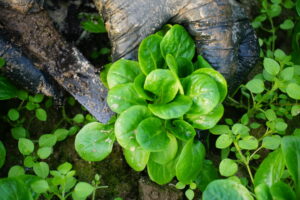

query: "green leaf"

left=280, top=19, right=295, bottom=30
left=107, top=83, right=146, bottom=114
left=176, top=140, right=205, bottom=184
left=195, top=160, right=219, bottom=192
left=267, top=4, right=282, bottom=18
left=81, top=16, right=106, bottom=33
left=73, top=114, right=85, bottom=124
left=203, top=179, right=253, bottom=200
left=232, top=123, right=250, bottom=137
left=292, top=105, right=300, bottom=116
left=193, top=68, right=227, bottom=102
left=0, top=141, right=6, bottom=168
left=35, top=108, right=47, bottom=121
left=8, top=165, right=25, bottom=177
left=265, top=109, right=277, bottom=121
left=185, top=189, right=195, bottom=200
left=275, top=121, right=288, bottom=132
left=280, top=67, right=294, bottom=81
left=297, top=0, right=300, bottom=16
left=0, top=178, right=33, bottom=200
left=209, top=125, right=231, bottom=135
left=183, top=73, right=220, bottom=115
left=11, top=126, right=27, bottom=139
left=186, top=104, right=224, bottom=130
left=75, top=122, right=115, bottom=161
left=33, top=94, right=44, bottom=103
left=176, top=57, right=194, bottom=78
left=270, top=181, right=296, bottom=200
left=254, top=184, right=272, bottom=200
left=0, top=76, right=18, bottom=100
left=144, top=69, right=178, bottom=104
left=150, top=134, right=178, bottom=164
left=33, top=162, right=49, bottom=178
left=123, top=147, right=150, bottom=171
left=107, top=59, right=140, bottom=89
left=160, top=24, right=195, bottom=61
left=37, top=147, right=53, bottom=159
left=194, top=55, right=212, bottom=69
left=115, top=105, right=152, bottom=150
left=263, top=58, right=280, bottom=76
left=24, top=156, right=35, bottom=168
left=281, top=136, right=300, bottom=189
left=18, top=138, right=34, bottom=155
left=100, top=63, right=111, bottom=88
left=0, top=57, right=5, bottom=67
left=136, top=117, right=170, bottom=152
left=147, top=158, right=176, bottom=185
left=262, top=135, right=281, bottom=150
left=167, top=120, right=196, bottom=141
left=31, top=179, right=49, bottom=193
left=216, top=134, right=233, bottom=149
left=8, top=109, right=19, bottom=121
left=219, top=158, right=238, bottom=177
left=238, top=136, right=258, bottom=150
left=39, top=134, right=57, bottom=147
left=254, top=149, right=285, bottom=187
left=53, top=128, right=69, bottom=141
left=286, top=83, right=300, bottom=99
left=73, top=182, right=94, bottom=199
left=57, top=162, right=72, bottom=174
left=148, top=95, right=192, bottom=119
left=138, top=34, right=164, bottom=75
left=246, top=79, right=265, bottom=94
left=133, top=74, right=154, bottom=101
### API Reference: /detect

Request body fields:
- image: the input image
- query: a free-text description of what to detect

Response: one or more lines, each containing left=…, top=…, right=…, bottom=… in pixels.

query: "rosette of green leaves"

left=76, top=24, right=227, bottom=185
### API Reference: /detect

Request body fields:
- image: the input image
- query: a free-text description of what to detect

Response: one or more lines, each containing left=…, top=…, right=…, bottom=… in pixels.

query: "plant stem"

left=234, top=141, right=254, bottom=184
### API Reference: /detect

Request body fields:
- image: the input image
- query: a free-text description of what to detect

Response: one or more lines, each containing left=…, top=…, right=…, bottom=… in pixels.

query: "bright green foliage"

left=138, top=35, right=164, bottom=75
left=75, top=122, right=115, bottom=161
left=254, top=149, right=285, bottom=187
left=0, top=177, right=33, bottom=200
left=77, top=24, right=226, bottom=186
left=18, top=138, right=34, bottom=155
left=123, top=148, right=150, bottom=171
left=107, top=59, right=140, bottom=89
left=176, top=140, right=205, bottom=184
left=203, top=180, right=253, bottom=200
left=8, top=165, right=25, bottom=177
left=33, top=162, right=49, bottom=178
left=219, top=159, right=238, bottom=177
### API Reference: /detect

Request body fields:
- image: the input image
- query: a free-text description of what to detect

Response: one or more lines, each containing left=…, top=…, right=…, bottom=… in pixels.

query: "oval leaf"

left=138, top=35, right=164, bottom=75
left=150, top=134, right=178, bottom=165
left=160, top=24, right=195, bottom=61
left=147, top=158, right=176, bottom=185
left=107, top=83, right=146, bottom=114
left=203, top=179, right=253, bottom=200
left=107, top=59, right=140, bottom=89
left=115, top=105, right=152, bottom=150
left=176, top=140, right=205, bottom=184
left=186, top=104, right=224, bottom=130
left=148, top=95, right=192, bottom=119
left=123, top=147, right=150, bottom=171
left=144, top=69, right=178, bottom=104
left=136, top=117, right=170, bottom=152
left=183, top=73, right=220, bottom=115
left=167, top=120, right=196, bottom=141
left=75, top=122, right=115, bottom=162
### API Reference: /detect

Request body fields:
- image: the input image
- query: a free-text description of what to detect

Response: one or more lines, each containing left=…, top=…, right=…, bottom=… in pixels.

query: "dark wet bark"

left=0, top=6, right=113, bottom=123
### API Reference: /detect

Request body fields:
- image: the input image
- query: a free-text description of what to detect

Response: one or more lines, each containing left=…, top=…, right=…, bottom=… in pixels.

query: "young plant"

left=75, top=24, right=227, bottom=185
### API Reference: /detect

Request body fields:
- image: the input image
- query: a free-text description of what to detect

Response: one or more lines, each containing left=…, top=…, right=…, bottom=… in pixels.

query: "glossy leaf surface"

left=136, top=117, right=170, bottom=151
left=123, top=147, right=150, bottom=171
left=167, top=120, right=196, bottom=141
left=107, top=83, right=146, bottom=114
left=115, top=105, right=152, bottom=150
left=75, top=122, right=115, bottom=161
left=148, top=95, right=192, bottom=119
